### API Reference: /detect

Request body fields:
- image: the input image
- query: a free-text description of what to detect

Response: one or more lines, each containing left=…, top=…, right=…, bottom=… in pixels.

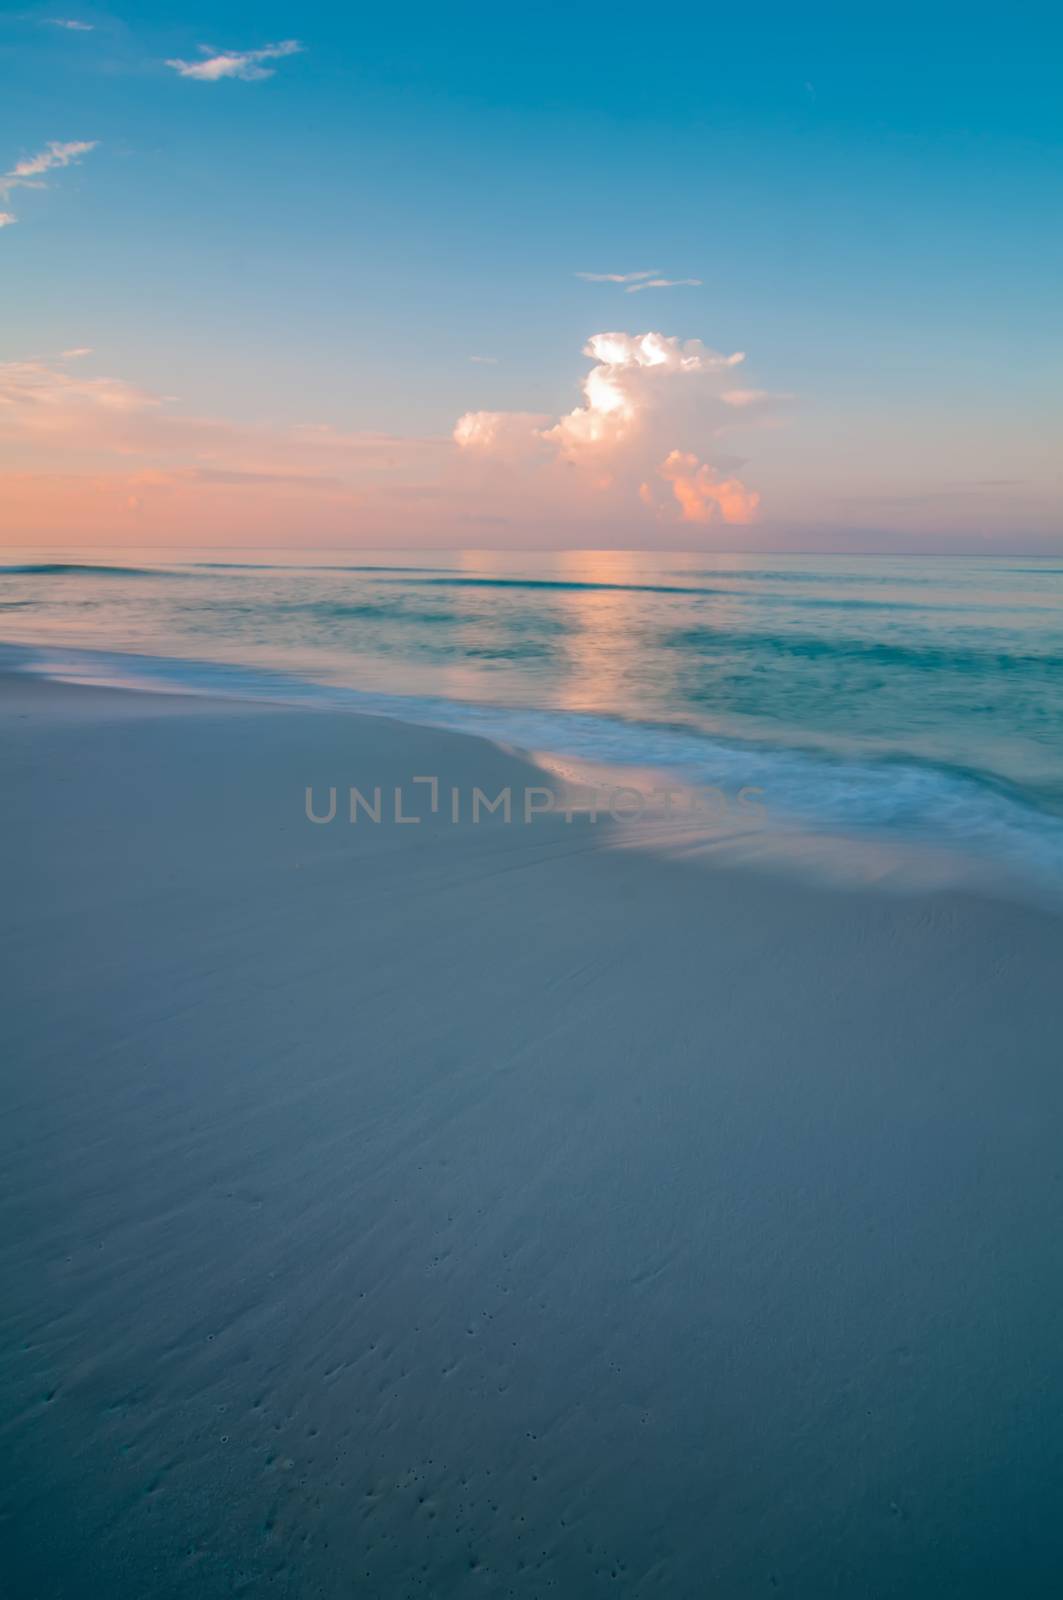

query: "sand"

left=3, top=671, right=1063, bottom=1598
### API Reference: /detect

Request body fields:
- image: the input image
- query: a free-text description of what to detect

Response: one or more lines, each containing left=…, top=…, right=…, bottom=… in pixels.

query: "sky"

left=1, top=1, right=1061, bottom=551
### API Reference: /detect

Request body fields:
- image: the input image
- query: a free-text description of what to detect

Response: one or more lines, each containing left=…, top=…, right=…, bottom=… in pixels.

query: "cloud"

left=624, top=277, right=702, bottom=293
left=0, top=360, right=158, bottom=425
left=0, top=212, right=15, bottom=228
left=469, top=355, right=499, bottom=364
left=656, top=450, right=759, bottom=524
left=47, top=18, right=94, bottom=29
left=0, top=359, right=447, bottom=481
left=0, top=337, right=778, bottom=544
left=576, top=269, right=702, bottom=292
left=61, top=346, right=93, bottom=358
left=455, top=330, right=767, bottom=528
left=166, top=40, right=303, bottom=82
left=576, top=269, right=661, bottom=284
left=0, top=357, right=454, bottom=541
left=453, top=410, right=551, bottom=460
left=0, top=139, right=98, bottom=201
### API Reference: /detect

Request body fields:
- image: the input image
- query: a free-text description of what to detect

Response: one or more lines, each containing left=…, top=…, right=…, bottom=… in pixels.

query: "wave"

left=280, top=599, right=467, bottom=626
left=192, top=562, right=451, bottom=572
left=664, top=626, right=1063, bottom=673
left=387, top=576, right=715, bottom=595
left=0, top=560, right=453, bottom=579
left=5, top=641, right=1063, bottom=893
left=0, top=562, right=183, bottom=578
left=682, top=568, right=940, bottom=585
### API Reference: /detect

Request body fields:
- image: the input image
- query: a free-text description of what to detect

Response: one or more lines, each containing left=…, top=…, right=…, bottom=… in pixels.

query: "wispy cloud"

left=1, top=139, right=98, bottom=195
left=47, top=18, right=94, bottom=30
left=469, top=355, right=499, bottom=364
left=576, top=269, right=661, bottom=284
left=61, top=346, right=93, bottom=359
left=0, top=356, right=452, bottom=539
left=624, top=276, right=702, bottom=293
left=721, top=388, right=794, bottom=409
left=166, top=40, right=304, bottom=82
left=0, top=140, right=98, bottom=226
left=576, top=269, right=702, bottom=293
left=0, top=359, right=446, bottom=472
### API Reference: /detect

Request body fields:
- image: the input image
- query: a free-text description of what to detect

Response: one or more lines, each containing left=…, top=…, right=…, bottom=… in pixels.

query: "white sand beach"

left=3, top=671, right=1063, bottom=1598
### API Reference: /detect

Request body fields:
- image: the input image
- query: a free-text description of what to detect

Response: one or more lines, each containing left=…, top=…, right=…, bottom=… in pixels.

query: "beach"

left=3, top=669, right=1063, bottom=1597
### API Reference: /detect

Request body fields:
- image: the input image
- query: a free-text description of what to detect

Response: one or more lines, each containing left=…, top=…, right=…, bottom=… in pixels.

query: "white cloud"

left=576, top=269, right=661, bottom=284
left=455, top=330, right=766, bottom=527
left=0, top=212, right=15, bottom=228
left=453, top=410, right=550, bottom=458
left=543, top=333, right=742, bottom=461
left=166, top=40, right=304, bottom=82
left=47, top=18, right=94, bottom=30
left=583, top=332, right=742, bottom=373
left=625, top=276, right=702, bottom=293
left=61, top=347, right=93, bottom=359
left=1, top=140, right=98, bottom=198
left=576, top=269, right=702, bottom=292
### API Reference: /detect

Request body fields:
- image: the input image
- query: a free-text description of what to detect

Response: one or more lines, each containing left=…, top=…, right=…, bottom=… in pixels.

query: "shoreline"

left=5, top=672, right=1063, bottom=1596
left=3, top=636, right=1063, bottom=912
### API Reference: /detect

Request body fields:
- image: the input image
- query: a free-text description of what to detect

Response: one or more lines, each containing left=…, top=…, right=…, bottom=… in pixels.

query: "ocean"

left=3, top=546, right=1062, bottom=893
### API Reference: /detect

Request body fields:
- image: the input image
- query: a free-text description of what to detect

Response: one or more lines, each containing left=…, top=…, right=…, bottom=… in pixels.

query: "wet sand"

left=3, top=672, right=1063, bottom=1598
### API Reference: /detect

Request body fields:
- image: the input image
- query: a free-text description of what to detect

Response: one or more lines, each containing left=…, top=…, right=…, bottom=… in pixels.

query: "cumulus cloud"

left=656, top=450, right=759, bottom=524
left=454, top=410, right=550, bottom=458
left=454, top=330, right=767, bottom=528
left=166, top=40, right=303, bottom=82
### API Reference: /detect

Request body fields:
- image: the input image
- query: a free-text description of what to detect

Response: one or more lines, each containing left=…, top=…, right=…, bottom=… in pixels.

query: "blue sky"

left=1, top=2, right=1060, bottom=547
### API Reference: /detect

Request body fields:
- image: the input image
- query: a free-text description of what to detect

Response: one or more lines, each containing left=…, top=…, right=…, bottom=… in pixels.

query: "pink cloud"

left=0, top=333, right=781, bottom=545
left=455, top=330, right=768, bottom=528
left=0, top=360, right=444, bottom=475
left=657, top=450, right=760, bottom=524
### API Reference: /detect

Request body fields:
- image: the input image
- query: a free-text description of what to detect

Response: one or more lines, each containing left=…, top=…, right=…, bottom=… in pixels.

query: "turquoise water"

left=3, top=547, right=1062, bottom=888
